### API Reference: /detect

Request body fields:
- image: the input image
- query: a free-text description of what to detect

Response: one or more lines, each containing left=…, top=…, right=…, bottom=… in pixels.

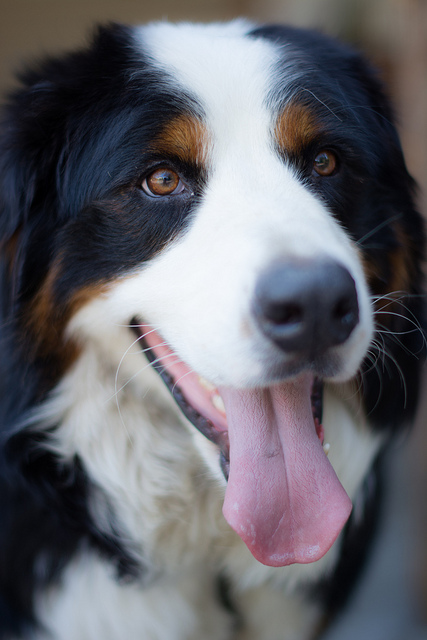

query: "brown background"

left=1, top=1, right=426, bottom=637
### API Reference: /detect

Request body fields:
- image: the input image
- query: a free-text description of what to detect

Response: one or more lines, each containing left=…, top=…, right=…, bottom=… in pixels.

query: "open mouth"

left=133, top=320, right=352, bottom=567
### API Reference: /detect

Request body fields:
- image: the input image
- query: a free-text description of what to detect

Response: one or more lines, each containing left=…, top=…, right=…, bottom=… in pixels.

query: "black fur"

left=0, top=22, right=424, bottom=639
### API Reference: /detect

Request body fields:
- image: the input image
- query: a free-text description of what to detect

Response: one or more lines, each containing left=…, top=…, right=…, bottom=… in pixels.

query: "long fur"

left=0, top=21, right=425, bottom=640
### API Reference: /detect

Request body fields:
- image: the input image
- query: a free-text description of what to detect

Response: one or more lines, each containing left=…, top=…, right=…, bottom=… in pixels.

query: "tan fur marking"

left=388, top=225, right=414, bottom=294
left=1, top=228, right=22, bottom=278
left=275, top=102, right=324, bottom=155
left=27, top=265, right=110, bottom=374
left=362, top=222, right=417, bottom=330
left=150, top=114, right=210, bottom=165
left=363, top=224, right=413, bottom=294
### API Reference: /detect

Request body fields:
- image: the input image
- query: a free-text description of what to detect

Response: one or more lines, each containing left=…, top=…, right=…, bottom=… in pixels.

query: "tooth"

left=212, top=393, right=226, bottom=414
left=199, top=377, right=216, bottom=392
left=323, top=443, right=331, bottom=456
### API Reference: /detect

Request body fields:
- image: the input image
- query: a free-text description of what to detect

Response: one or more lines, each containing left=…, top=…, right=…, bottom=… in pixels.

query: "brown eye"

left=313, top=151, right=337, bottom=177
left=142, top=167, right=184, bottom=197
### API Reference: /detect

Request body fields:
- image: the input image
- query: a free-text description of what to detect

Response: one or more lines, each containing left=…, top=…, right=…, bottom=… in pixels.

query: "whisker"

left=111, top=325, right=180, bottom=440
left=371, top=291, right=425, bottom=323
left=375, top=322, right=422, bottom=338
left=110, top=347, right=178, bottom=402
left=333, top=103, right=394, bottom=127
left=171, top=369, right=194, bottom=395
left=297, top=87, right=343, bottom=121
left=115, top=394, right=135, bottom=447
left=112, top=332, right=149, bottom=444
left=375, top=309, right=425, bottom=334
left=356, top=214, right=402, bottom=247
left=365, top=333, right=409, bottom=410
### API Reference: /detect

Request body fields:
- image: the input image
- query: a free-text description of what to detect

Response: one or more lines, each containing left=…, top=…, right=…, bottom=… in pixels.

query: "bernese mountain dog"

left=0, top=20, right=425, bottom=640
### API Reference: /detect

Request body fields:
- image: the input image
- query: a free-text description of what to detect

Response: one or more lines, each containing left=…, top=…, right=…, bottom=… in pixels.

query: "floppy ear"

left=0, top=23, right=142, bottom=311
left=0, top=71, right=70, bottom=316
left=352, top=62, right=427, bottom=432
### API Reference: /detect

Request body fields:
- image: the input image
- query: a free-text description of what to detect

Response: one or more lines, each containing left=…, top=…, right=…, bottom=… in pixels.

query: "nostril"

left=334, top=298, right=356, bottom=325
left=332, top=293, right=359, bottom=340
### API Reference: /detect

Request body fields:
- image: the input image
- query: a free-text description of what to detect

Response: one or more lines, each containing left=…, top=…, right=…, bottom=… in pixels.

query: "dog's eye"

left=142, top=168, right=185, bottom=197
left=313, top=151, right=337, bottom=177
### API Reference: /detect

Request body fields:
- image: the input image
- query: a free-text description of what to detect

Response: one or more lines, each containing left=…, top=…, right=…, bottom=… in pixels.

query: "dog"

left=0, top=20, right=425, bottom=640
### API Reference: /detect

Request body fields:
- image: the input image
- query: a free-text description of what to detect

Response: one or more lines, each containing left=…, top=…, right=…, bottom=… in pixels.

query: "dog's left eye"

left=313, top=151, right=338, bottom=177
left=141, top=168, right=186, bottom=197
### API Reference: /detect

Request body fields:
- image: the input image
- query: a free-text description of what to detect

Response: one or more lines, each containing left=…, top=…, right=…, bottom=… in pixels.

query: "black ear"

left=0, top=28, right=96, bottom=239
left=0, top=52, right=78, bottom=237
left=361, top=251, right=426, bottom=433
left=0, top=80, right=66, bottom=309
left=353, top=61, right=427, bottom=432
left=0, top=23, right=135, bottom=308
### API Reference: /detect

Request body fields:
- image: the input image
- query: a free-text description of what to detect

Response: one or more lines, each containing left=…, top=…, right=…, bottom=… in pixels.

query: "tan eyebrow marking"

left=275, top=101, right=324, bottom=155
left=150, top=114, right=210, bottom=166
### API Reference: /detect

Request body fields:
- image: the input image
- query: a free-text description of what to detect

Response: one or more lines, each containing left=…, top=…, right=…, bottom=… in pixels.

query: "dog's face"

left=1, top=22, right=424, bottom=570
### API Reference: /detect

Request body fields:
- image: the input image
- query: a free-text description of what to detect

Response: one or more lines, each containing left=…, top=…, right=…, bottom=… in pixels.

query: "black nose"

left=253, top=259, right=359, bottom=356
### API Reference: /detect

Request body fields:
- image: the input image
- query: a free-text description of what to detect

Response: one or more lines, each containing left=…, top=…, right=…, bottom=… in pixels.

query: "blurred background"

left=0, top=0, right=426, bottom=638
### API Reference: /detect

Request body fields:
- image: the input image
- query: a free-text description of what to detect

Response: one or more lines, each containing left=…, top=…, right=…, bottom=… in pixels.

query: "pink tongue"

left=220, top=375, right=352, bottom=567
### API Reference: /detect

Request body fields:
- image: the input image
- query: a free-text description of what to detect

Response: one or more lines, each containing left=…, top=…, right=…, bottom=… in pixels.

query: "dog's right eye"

left=141, top=167, right=185, bottom=197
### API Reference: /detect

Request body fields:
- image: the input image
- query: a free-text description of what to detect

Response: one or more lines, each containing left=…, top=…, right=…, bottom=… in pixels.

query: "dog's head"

left=0, top=22, right=424, bottom=567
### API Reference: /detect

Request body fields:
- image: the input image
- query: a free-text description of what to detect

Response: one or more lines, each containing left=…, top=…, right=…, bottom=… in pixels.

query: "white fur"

left=33, top=22, right=382, bottom=639
left=34, top=331, right=380, bottom=639
left=36, top=551, right=233, bottom=640
left=130, top=21, right=373, bottom=387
